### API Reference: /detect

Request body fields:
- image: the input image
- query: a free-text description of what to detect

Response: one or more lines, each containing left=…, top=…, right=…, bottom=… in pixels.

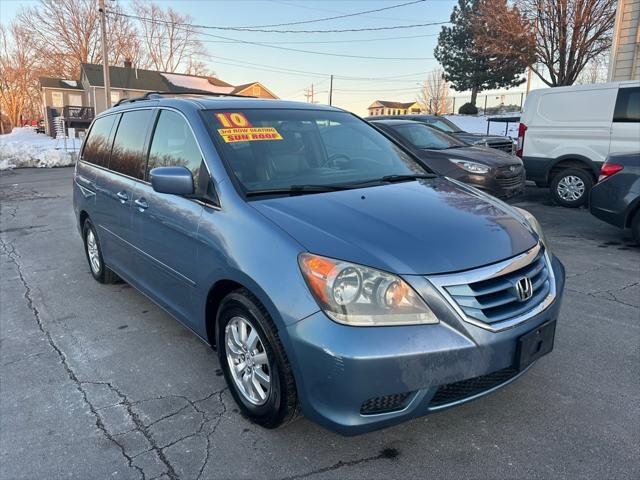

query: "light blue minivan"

left=73, top=93, right=565, bottom=435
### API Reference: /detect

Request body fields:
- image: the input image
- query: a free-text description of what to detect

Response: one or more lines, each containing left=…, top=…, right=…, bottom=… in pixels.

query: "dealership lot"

left=1, top=167, right=638, bottom=480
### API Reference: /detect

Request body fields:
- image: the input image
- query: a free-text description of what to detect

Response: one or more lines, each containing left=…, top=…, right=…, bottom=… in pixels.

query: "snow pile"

left=445, top=114, right=520, bottom=138
left=62, top=80, right=78, bottom=88
left=160, top=73, right=235, bottom=94
left=0, top=127, right=80, bottom=170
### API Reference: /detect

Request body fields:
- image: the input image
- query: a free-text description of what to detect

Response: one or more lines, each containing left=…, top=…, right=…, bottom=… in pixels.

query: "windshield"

left=391, top=123, right=467, bottom=150
left=423, top=117, right=463, bottom=133
left=202, top=109, right=429, bottom=195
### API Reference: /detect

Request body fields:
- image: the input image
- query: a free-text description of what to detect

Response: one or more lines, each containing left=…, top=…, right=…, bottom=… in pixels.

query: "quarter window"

left=613, top=87, right=640, bottom=122
left=147, top=110, right=202, bottom=179
left=109, top=109, right=153, bottom=179
left=82, top=115, right=117, bottom=167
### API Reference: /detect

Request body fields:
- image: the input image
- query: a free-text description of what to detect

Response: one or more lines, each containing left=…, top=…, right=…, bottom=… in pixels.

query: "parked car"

left=35, top=119, right=45, bottom=134
left=370, top=119, right=525, bottom=199
left=518, top=81, right=640, bottom=207
left=74, top=94, right=565, bottom=435
left=590, top=152, right=640, bottom=243
left=365, top=113, right=515, bottom=154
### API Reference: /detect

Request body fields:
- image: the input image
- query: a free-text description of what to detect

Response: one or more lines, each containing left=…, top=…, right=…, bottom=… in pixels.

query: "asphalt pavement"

left=1, top=167, right=638, bottom=480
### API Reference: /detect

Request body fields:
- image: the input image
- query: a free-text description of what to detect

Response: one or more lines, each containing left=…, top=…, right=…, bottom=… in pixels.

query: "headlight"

left=450, top=159, right=490, bottom=174
left=298, top=253, right=438, bottom=326
left=514, top=207, right=551, bottom=253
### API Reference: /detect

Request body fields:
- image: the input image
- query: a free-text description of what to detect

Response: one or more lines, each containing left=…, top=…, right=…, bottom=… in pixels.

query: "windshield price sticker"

left=215, top=112, right=283, bottom=143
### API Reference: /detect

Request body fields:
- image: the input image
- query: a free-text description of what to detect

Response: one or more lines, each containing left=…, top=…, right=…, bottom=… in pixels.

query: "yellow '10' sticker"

left=215, top=112, right=283, bottom=143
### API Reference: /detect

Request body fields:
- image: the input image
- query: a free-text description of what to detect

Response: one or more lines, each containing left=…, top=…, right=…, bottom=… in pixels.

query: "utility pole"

left=304, top=83, right=316, bottom=103
left=99, top=0, right=112, bottom=109
left=328, top=75, right=333, bottom=106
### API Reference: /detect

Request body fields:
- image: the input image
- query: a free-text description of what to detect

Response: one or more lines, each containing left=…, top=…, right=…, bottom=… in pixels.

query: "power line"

left=228, top=0, right=427, bottom=29
left=110, top=10, right=448, bottom=34
left=116, top=13, right=437, bottom=60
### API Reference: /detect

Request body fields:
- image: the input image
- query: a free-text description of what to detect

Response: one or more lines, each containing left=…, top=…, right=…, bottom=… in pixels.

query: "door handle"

left=116, top=191, right=129, bottom=203
left=134, top=198, right=149, bottom=211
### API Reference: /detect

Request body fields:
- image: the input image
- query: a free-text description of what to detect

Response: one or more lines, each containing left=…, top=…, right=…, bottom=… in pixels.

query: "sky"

left=0, top=0, right=544, bottom=115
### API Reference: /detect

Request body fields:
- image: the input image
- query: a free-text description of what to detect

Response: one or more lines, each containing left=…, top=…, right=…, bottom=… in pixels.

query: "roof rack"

left=114, top=90, right=257, bottom=107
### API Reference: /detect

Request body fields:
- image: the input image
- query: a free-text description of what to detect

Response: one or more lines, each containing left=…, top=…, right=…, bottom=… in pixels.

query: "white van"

left=517, top=81, right=640, bottom=207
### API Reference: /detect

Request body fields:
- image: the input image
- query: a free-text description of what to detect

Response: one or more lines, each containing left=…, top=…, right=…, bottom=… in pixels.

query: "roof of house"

left=80, top=63, right=235, bottom=93
left=39, top=77, right=84, bottom=90
left=369, top=100, right=420, bottom=109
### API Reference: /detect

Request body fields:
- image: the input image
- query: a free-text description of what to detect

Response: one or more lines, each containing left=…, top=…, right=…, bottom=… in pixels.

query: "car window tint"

left=393, top=124, right=464, bottom=150
left=82, top=115, right=117, bottom=167
left=613, top=87, right=640, bottom=122
left=202, top=109, right=427, bottom=193
left=148, top=110, right=202, bottom=179
left=109, top=109, right=153, bottom=179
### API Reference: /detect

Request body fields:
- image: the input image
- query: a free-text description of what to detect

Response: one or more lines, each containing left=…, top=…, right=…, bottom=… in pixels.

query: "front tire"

left=550, top=168, right=593, bottom=207
left=631, top=211, right=640, bottom=245
left=82, top=219, right=119, bottom=284
left=217, top=289, right=298, bottom=429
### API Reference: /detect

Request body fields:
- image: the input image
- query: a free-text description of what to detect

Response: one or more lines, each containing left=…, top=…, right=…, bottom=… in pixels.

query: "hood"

left=252, top=178, right=537, bottom=275
left=419, top=146, right=521, bottom=168
left=454, top=132, right=512, bottom=144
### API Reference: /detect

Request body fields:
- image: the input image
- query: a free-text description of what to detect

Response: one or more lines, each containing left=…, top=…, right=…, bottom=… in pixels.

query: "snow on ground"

left=445, top=114, right=520, bottom=138
left=0, top=127, right=81, bottom=170
left=160, top=73, right=235, bottom=94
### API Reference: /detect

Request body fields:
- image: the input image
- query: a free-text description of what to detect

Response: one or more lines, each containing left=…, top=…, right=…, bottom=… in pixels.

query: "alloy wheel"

left=556, top=175, right=585, bottom=202
left=225, top=316, right=271, bottom=405
left=86, top=229, right=101, bottom=274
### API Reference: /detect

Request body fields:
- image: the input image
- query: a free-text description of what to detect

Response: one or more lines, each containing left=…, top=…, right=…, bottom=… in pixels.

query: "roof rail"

left=113, top=90, right=257, bottom=107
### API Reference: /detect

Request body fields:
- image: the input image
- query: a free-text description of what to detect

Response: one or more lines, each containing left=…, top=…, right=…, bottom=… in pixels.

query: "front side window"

left=202, top=109, right=427, bottom=195
left=109, top=109, right=153, bottom=179
left=148, top=110, right=202, bottom=179
left=393, top=123, right=466, bottom=150
left=82, top=114, right=117, bottom=167
left=613, top=87, right=640, bottom=122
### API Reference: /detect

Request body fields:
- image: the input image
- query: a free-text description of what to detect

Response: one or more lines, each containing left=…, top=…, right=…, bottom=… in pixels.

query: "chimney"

left=124, top=59, right=132, bottom=69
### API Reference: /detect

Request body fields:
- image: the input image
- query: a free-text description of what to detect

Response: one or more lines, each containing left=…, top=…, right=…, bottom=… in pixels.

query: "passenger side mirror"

left=149, top=166, right=194, bottom=196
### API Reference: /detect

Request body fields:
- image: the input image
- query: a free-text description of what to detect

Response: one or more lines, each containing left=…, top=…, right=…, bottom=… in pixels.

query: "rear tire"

left=631, top=211, right=640, bottom=245
left=82, top=219, right=119, bottom=284
left=550, top=168, right=593, bottom=208
left=217, top=289, right=299, bottom=429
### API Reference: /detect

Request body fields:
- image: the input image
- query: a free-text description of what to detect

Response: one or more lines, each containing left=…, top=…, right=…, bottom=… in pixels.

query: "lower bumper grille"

left=429, top=367, right=519, bottom=407
left=360, top=392, right=413, bottom=415
left=496, top=174, right=524, bottom=189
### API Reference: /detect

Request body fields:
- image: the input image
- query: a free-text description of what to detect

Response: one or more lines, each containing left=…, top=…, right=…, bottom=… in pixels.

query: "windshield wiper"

left=379, top=173, right=437, bottom=183
left=245, top=184, right=354, bottom=197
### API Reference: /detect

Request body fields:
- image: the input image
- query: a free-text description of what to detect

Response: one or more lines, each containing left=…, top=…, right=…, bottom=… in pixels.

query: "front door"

left=131, top=109, right=206, bottom=327
left=610, top=86, right=640, bottom=155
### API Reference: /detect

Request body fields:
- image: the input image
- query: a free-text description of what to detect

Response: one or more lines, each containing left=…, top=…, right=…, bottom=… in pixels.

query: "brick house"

left=367, top=100, right=422, bottom=117
left=39, top=62, right=278, bottom=136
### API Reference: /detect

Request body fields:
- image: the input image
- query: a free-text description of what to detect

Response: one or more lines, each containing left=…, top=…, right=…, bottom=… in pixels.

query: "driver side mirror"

left=149, top=166, right=194, bottom=196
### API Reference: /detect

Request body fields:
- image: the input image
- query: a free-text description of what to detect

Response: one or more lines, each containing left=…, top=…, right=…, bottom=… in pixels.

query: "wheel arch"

left=546, top=155, right=599, bottom=183
left=624, top=198, right=640, bottom=228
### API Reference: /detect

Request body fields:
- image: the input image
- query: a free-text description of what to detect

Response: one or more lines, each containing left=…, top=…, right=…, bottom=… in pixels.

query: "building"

left=608, top=0, right=640, bottom=81
left=367, top=100, right=421, bottom=117
left=39, top=62, right=278, bottom=136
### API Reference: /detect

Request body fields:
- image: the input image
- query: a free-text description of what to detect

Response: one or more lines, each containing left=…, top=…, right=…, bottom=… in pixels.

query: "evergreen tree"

left=434, top=0, right=528, bottom=106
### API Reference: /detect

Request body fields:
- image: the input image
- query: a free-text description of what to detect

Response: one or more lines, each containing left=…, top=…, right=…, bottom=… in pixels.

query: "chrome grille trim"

left=427, top=245, right=556, bottom=332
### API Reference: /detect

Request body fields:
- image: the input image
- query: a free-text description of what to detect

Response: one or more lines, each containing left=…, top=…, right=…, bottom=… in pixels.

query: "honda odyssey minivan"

left=73, top=93, right=565, bottom=435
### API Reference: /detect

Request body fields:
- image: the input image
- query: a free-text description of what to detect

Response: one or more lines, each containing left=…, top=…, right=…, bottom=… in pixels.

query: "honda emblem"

left=515, top=277, right=533, bottom=302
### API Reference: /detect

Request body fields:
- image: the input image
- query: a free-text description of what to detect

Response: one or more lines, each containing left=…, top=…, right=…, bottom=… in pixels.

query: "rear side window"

left=109, top=109, right=154, bottom=179
left=82, top=115, right=116, bottom=167
left=147, top=110, right=202, bottom=179
left=613, top=87, right=640, bottom=122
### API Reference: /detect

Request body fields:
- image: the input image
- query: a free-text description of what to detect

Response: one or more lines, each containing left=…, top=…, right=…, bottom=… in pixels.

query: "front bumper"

left=285, top=255, right=565, bottom=435
left=452, top=171, right=526, bottom=200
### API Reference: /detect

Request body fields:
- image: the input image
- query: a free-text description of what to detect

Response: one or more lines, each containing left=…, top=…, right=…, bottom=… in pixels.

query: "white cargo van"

left=517, top=81, right=640, bottom=207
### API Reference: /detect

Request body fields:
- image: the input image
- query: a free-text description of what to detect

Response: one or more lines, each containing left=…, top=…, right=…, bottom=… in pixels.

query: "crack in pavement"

left=567, top=281, right=640, bottom=309
left=278, top=448, right=400, bottom=480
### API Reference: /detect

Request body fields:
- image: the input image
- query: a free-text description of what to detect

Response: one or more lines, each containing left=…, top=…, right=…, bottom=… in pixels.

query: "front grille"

left=443, top=250, right=551, bottom=325
left=429, top=367, right=519, bottom=407
left=360, top=392, right=413, bottom=415
left=496, top=174, right=524, bottom=188
left=486, top=140, right=514, bottom=154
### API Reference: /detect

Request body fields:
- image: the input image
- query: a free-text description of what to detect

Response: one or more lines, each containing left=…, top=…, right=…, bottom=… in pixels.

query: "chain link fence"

left=427, top=91, right=527, bottom=115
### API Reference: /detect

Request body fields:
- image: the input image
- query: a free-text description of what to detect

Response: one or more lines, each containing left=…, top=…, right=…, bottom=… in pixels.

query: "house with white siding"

left=609, top=0, right=640, bottom=81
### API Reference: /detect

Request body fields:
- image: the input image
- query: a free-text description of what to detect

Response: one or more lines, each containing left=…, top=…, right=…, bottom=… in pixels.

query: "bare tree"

left=17, top=0, right=140, bottom=78
left=576, top=53, right=609, bottom=84
left=0, top=23, right=40, bottom=128
left=418, top=70, right=450, bottom=115
left=524, top=0, right=616, bottom=86
left=132, top=1, right=209, bottom=74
